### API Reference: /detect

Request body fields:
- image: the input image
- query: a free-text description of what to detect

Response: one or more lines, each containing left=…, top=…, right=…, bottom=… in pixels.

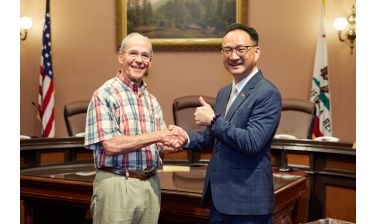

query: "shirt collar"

left=116, top=71, right=147, bottom=94
left=231, top=68, right=258, bottom=94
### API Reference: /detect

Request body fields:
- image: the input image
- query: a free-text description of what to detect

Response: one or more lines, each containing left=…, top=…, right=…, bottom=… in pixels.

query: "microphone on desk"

left=278, top=148, right=293, bottom=172
left=31, top=101, right=44, bottom=137
left=32, top=101, right=43, bottom=120
left=31, top=102, right=42, bottom=121
left=274, top=135, right=293, bottom=172
left=32, top=101, right=39, bottom=113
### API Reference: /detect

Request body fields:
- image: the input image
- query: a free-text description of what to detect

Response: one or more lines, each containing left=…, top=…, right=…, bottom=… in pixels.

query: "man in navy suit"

left=171, top=23, right=282, bottom=223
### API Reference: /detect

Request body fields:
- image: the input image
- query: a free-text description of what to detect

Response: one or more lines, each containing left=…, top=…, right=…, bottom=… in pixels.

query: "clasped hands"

left=158, top=125, right=188, bottom=153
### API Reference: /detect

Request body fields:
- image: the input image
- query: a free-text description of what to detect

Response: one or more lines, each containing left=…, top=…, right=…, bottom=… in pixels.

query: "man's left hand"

left=194, top=96, right=215, bottom=126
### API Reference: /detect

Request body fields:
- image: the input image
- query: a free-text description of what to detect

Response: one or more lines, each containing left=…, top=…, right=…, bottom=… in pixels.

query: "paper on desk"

left=274, top=134, right=297, bottom=140
left=75, top=132, right=85, bottom=137
left=161, top=165, right=190, bottom=172
left=273, top=173, right=296, bottom=179
left=75, top=171, right=96, bottom=176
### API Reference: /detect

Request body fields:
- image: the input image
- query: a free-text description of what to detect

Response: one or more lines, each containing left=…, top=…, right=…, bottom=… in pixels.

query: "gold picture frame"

left=116, top=0, right=248, bottom=51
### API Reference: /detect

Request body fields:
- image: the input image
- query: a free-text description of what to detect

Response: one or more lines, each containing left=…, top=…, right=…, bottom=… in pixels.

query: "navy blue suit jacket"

left=186, top=71, right=282, bottom=215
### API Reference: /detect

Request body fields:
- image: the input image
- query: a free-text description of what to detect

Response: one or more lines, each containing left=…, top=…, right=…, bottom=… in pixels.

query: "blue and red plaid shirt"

left=84, top=72, right=165, bottom=171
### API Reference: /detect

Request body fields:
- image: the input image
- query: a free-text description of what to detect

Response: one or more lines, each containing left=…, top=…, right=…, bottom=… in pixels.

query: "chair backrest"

left=276, top=98, right=315, bottom=139
left=172, top=95, right=216, bottom=131
left=63, top=100, right=90, bottom=136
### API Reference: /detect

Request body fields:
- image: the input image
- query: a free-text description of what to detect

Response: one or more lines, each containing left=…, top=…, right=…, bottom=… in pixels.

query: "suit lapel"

left=217, top=85, right=232, bottom=115
left=225, top=71, right=263, bottom=121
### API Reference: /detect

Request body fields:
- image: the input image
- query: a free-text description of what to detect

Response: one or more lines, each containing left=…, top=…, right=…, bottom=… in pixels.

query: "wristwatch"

left=210, top=114, right=221, bottom=127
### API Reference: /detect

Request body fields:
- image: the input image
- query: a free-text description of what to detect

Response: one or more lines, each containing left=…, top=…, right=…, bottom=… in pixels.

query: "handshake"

left=157, top=125, right=188, bottom=153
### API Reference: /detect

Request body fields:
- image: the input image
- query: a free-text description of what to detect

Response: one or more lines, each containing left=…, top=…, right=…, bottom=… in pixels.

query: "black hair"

left=224, top=23, right=259, bottom=45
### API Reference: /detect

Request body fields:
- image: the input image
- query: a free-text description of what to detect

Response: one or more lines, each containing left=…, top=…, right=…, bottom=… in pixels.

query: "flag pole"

left=38, top=0, right=55, bottom=138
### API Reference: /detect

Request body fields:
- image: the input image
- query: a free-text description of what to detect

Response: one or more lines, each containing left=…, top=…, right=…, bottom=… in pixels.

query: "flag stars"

left=39, top=1, right=55, bottom=138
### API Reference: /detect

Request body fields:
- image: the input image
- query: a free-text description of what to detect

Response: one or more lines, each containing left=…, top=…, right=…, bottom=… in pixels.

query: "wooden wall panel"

left=287, top=153, right=310, bottom=167
left=163, top=151, right=189, bottom=162
left=325, top=185, right=356, bottom=222
left=40, top=152, right=64, bottom=165
left=76, top=151, right=93, bottom=161
left=20, top=0, right=356, bottom=142
left=199, top=151, right=212, bottom=161
left=325, top=157, right=356, bottom=172
left=21, top=200, right=24, bottom=224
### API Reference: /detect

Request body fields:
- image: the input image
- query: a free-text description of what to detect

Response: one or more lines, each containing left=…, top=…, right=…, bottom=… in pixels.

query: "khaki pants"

left=91, top=170, right=161, bottom=224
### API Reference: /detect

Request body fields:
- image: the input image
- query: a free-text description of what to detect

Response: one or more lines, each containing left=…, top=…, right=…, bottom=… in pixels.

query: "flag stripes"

left=38, top=0, right=55, bottom=137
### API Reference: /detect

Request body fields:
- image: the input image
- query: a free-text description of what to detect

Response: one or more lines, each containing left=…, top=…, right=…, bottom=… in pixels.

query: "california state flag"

left=310, top=3, right=332, bottom=138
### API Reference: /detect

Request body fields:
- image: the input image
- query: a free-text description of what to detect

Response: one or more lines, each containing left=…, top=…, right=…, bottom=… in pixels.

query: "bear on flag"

left=310, top=2, right=332, bottom=138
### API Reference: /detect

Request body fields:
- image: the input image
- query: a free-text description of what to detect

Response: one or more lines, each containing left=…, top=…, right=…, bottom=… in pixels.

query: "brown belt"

left=98, top=167, right=156, bottom=180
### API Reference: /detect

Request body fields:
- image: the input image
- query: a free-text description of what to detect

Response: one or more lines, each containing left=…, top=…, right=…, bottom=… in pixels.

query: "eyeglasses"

left=220, top=45, right=257, bottom=57
left=123, top=50, right=152, bottom=62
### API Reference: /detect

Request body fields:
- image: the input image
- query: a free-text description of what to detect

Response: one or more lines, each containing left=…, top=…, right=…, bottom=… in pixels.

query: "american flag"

left=38, top=0, right=55, bottom=137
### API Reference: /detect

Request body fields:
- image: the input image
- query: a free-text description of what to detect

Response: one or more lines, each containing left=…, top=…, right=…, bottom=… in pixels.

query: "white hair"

left=119, top=32, right=153, bottom=55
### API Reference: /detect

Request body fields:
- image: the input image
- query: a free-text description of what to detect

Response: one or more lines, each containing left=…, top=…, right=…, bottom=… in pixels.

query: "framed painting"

left=116, top=0, right=248, bottom=51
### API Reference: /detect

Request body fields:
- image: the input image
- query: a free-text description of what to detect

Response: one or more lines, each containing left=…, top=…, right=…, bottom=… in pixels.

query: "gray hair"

left=119, top=32, right=153, bottom=55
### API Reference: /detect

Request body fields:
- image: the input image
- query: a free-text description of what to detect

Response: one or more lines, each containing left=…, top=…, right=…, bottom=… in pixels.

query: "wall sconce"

left=333, top=4, right=356, bottom=54
left=20, top=16, right=33, bottom=41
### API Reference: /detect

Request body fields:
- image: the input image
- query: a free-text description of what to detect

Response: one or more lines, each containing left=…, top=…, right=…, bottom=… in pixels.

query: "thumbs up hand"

left=199, top=96, right=209, bottom=106
left=195, top=96, right=215, bottom=126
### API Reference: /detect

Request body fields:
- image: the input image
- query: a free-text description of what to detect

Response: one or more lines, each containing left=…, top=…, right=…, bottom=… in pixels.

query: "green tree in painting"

left=127, top=0, right=236, bottom=38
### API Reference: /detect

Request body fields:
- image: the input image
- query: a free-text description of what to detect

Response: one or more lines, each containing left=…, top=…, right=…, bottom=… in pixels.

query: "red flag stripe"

left=41, top=78, right=54, bottom=113
left=44, top=110, right=55, bottom=137
left=38, top=0, right=55, bottom=138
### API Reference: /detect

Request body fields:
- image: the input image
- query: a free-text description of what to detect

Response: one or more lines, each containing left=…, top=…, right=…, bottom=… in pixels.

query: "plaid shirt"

left=84, top=72, right=166, bottom=171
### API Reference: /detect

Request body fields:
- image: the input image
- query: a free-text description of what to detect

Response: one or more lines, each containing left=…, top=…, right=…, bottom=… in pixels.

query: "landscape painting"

left=116, top=0, right=248, bottom=50
left=127, top=0, right=236, bottom=38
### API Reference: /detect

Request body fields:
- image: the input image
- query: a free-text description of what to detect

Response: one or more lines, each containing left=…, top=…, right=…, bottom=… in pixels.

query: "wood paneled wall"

left=20, top=0, right=356, bottom=141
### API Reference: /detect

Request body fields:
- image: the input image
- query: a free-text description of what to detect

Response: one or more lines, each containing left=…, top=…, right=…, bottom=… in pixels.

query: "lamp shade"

left=20, top=17, right=32, bottom=30
left=333, top=17, right=348, bottom=31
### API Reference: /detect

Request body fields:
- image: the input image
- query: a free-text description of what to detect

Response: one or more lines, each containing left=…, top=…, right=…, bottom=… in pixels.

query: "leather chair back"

left=276, top=98, right=315, bottom=139
left=172, top=95, right=216, bottom=131
left=63, top=100, right=90, bottom=136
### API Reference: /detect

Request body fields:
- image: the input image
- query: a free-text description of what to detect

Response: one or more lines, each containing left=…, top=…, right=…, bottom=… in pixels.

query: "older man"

left=85, top=32, right=185, bottom=224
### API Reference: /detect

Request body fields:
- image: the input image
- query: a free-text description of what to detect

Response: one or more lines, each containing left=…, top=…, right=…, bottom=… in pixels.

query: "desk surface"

left=21, top=163, right=308, bottom=224
left=21, top=137, right=354, bottom=152
left=21, top=163, right=304, bottom=194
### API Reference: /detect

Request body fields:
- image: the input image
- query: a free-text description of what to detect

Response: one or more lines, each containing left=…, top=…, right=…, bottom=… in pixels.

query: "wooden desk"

left=20, top=137, right=355, bottom=222
left=21, top=137, right=91, bottom=169
left=21, top=163, right=307, bottom=224
left=271, top=139, right=356, bottom=222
